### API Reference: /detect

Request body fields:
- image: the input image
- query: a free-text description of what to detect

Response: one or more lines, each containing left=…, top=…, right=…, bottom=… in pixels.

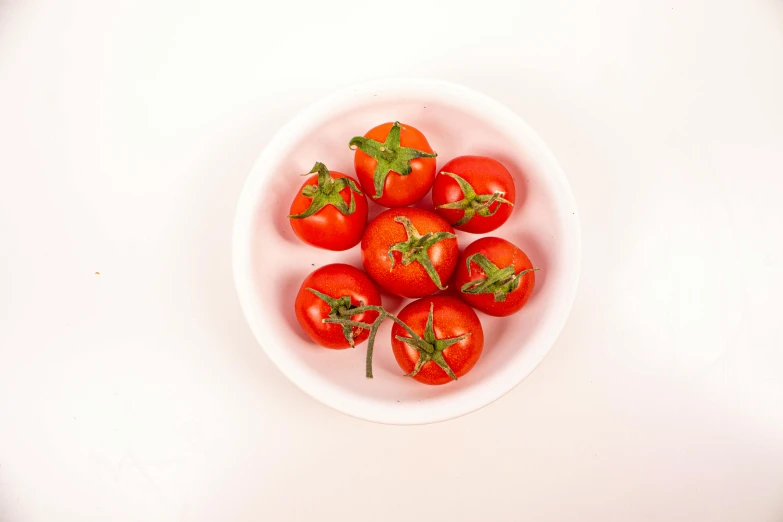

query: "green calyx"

left=460, top=254, right=540, bottom=302
left=349, top=121, right=437, bottom=200
left=288, top=162, right=363, bottom=219
left=394, top=302, right=467, bottom=380
left=388, top=216, right=456, bottom=290
left=436, top=172, right=514, bottom=226
left=306, top=288, right=367, bottom=347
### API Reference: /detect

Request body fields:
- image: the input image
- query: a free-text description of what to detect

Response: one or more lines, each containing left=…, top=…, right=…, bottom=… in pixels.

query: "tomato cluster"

left=287, top=121, right=539, bottom=385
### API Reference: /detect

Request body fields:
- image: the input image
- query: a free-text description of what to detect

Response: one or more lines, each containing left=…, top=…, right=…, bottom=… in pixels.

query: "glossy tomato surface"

left=432, top=155, right=516, bottom=233
left=354, top=122, right=437, bottom=208
left=455, top=237, right=536, bottom=316
left=289, top=171, right=368, bottom=251
left=391, top=296, right=484, bottom=385
left=294, top=264, right=381, bottom=349
left=361, top=207, right=458, bottom=298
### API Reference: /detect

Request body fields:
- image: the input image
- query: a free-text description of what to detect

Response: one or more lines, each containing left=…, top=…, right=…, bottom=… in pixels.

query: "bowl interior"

left=234, top=80, right=580, bottom=424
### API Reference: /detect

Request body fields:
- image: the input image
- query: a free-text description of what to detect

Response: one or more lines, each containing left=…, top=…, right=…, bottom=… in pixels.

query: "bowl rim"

left=233, top=78, right=581, bottom=425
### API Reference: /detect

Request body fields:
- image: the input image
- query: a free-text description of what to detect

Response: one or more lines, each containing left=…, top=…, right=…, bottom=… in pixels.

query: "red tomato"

left=294, top=264, right=382, bottom=349
left=289, top=162, right=368, bottom=251
left=391, top=296, right=484, bottom=385
left=350, top=121, right=437, bottom=208
left=455, top=237, right=537, bottom=317
left=432, top=155, right=516, bottom=233
left=361, top=207, right=459, bottom=298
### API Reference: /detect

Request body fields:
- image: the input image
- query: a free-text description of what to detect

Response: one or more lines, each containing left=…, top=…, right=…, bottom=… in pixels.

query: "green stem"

left=324, top=304, right=426, bottom=379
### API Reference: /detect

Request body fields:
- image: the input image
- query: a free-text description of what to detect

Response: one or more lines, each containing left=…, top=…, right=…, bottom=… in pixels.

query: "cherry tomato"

left=455, top=237, right=537, bottom=317
left=391, top=296, right=484, bottom=385
left=432, top=155, right=516, bottom=233
left=361, top=207, right=459, bottom=298
left=288, top=162, right=368, bottom=251
left=294, top=263, right=382, bottom=349
left=349, top=121, right=437, bottom=208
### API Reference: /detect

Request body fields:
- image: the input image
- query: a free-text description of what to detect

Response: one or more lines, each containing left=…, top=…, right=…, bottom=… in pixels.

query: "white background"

left=1, top=0, right=782, bottom=520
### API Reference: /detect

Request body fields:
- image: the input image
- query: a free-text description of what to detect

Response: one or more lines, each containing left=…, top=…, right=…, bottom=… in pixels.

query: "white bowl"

left=233, top=79, right=581, bottom=424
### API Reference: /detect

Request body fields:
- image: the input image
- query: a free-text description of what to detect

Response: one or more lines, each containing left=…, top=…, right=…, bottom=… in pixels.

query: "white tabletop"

left=1, top=1, right=782, bottom=521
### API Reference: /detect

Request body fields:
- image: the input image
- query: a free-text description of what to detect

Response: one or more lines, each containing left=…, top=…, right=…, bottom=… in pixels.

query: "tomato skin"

left=289, top=171, right=368, bottom=251
left=294, top=264, right=381, bottom=349
left=455, top=237, right=536, bottom=317
left=361, top=208, right=459, bottom=298
left=432, top=155, right=516, bottom=233
left=391, top=296, right=484, bottom=385
left=354, top=122, right=437, bottom=207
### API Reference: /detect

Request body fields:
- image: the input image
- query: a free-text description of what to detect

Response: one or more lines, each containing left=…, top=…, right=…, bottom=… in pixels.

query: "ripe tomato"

left=361, top=207, right=459, bottom=298
left=288, top=162, right=368, bottom=251
left=455, top=237, right=538, bottom=317
left=349, top=121, right=437, bottom=208
left=432, top=155, right=516, bottom=233
left=391, top=296, right=484, bottom=385
left=294, top=263, right=382, bottom=349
